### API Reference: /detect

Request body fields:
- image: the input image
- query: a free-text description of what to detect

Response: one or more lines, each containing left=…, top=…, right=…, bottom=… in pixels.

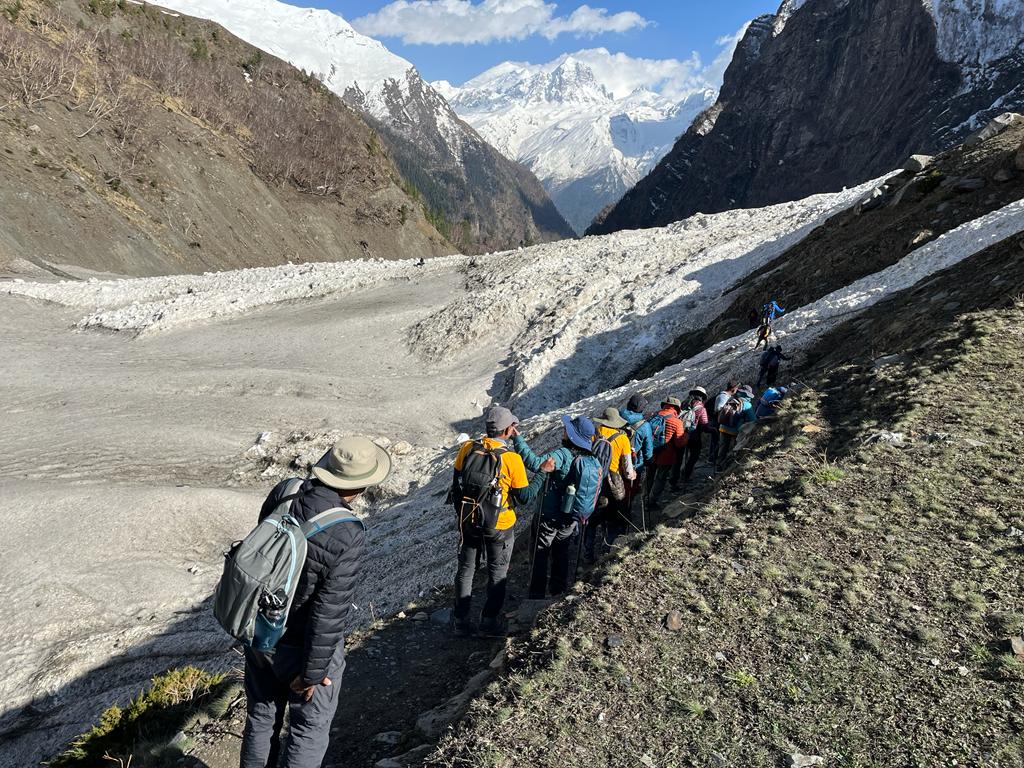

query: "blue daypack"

left=566, top=454, right=603, bottom=522
left=648, top=414, right=668, bottom=448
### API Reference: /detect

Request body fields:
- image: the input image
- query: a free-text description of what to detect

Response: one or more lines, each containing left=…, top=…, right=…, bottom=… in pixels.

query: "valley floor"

left=0, top=270, right=506, bottom=765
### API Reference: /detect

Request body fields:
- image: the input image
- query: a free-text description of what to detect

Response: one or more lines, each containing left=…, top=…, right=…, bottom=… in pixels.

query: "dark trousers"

left=757, top=364, right=768, bottom=388
left=766, top=365, right=780, bottom=387
left=454, top=527, right=514, bottom=621
left=716, top=433, right=737, bottom=471
left=529, top=517, right=577, bottom=599
left=241, top=643, right=345, bottom=768
left=682, top=433, right=703, bottom=483
left=707, top=425, right=719, bottom=465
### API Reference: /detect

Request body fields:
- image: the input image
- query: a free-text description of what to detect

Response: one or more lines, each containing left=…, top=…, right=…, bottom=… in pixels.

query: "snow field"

left=410, top=176, right=891, bottom=417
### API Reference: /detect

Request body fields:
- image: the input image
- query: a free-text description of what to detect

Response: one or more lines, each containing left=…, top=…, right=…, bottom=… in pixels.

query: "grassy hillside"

left=429, top=243, right=1024, bottom=766
left=0, top=0, right=452, bottom=277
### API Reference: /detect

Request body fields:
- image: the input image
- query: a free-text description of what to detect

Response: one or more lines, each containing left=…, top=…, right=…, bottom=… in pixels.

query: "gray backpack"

left=213, top=478, right=365, bottom=652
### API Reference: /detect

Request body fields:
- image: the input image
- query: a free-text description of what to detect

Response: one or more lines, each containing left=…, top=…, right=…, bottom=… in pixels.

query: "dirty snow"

left=1, top=255, right=469, bottom=334
left=410, top=175, right=890, bottom=416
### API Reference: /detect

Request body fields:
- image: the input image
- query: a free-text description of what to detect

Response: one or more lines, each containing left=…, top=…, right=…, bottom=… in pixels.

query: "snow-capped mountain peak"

left=440, top=48, right=719, bottom=233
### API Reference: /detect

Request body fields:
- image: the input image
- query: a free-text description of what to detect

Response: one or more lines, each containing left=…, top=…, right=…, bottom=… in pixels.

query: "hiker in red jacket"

left=647, top=397, right=687, bottom=514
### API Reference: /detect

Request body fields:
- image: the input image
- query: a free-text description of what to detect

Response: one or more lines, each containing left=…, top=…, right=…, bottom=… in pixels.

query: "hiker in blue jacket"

left=755, top=386, right=789, bottom=420
left=621, top=394, right=654, bottom=507
left=513, top=415, right=603, bottom=599
left=763, top=300, right=786, bottom=323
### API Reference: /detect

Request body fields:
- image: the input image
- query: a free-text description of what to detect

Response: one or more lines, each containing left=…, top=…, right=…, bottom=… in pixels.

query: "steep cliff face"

left=589, top=0, right=1024, bottom=235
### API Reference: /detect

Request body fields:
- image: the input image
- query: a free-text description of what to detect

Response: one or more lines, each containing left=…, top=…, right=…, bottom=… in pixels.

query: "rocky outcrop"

left=589, top=0, right=1024, bottom=235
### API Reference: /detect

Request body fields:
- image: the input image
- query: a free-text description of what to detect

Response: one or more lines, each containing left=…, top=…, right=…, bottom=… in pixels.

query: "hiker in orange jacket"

left=647, top=397, right=687, bottom=512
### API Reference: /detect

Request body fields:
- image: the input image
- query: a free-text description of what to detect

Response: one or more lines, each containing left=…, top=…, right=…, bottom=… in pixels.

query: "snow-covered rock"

left=439, top=50, right=718, bottom=234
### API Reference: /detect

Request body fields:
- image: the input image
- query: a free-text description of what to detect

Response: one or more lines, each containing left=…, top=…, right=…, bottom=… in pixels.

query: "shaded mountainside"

left=0, top=0, right=451, bottom=278
left=589, top=0, right=1024, bottom=235
left=155, top=0, right=574, bottom=255
left=356, top=71, right=574, bottom=253
left=635, top=119, right=1024, bottom=380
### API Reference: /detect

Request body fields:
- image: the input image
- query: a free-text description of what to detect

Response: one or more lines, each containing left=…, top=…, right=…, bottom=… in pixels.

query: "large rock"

left=964, top=112, right=1024, bottom=147
left=414, top=668, right=493, bottom=740
left=904, top=154, right=934, bottom=172
left=1015, top=141, right=1024, bottom=171
left=787, top=754, right=825, bottom=768
left=375, top=744, right=434, bottom=768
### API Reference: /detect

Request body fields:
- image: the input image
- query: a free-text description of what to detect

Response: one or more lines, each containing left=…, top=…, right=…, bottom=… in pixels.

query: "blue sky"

left=311, top=1, right=780, bottom=85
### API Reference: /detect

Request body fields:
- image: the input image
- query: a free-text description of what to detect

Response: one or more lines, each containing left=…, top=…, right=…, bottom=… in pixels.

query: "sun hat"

left=312, top=436, right=392, bottom=490
left=593, top=407, right=627, bottom=429
left=485, top=406, right=519, bottom=433
left=689, top=386, right=708, bottom=401
left=561, top=415, right=596, bottom=451
left=738, top=385, right=755, bottom=399
left=661, top=396, right=683, bottom=412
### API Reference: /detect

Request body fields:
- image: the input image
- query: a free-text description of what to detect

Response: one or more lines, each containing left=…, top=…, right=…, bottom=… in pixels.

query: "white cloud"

left=566, top=48, right=707, bottom=100
left=351, top=0, right=650, bottom=45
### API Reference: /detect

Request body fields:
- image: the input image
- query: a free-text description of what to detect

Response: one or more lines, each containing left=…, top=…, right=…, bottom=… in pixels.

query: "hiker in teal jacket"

left=513, top=415, right=601, bottom=598
left=621, top=395, right=654, bottom=470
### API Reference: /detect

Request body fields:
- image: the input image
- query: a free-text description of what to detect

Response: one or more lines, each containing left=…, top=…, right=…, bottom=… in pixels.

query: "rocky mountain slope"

left=0, top=0, right=452, bottom=278
left=156, top=0, right=574, bottom=253
left=590, top=0, right=1024, bottom=235
left=437, top=51, right=717, bottom=234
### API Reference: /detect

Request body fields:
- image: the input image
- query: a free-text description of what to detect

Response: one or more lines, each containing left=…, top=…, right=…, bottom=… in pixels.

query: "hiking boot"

left=452, top=618, right=476, bottom=638
left=478, top=616, right=507, bottom=638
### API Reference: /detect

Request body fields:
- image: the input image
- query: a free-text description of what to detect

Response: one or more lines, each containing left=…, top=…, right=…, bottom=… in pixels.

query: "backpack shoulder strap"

left=269, top=478, right=306, bottom=519
left=300, top=507, right=367, bottom=538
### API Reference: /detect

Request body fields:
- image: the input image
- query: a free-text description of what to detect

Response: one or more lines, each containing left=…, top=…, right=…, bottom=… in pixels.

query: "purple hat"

left=561, top=415, right=596, bottom=451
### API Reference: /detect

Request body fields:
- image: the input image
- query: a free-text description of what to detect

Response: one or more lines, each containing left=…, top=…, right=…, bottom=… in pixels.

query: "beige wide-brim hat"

left=312, top=436, right=392, bottom=490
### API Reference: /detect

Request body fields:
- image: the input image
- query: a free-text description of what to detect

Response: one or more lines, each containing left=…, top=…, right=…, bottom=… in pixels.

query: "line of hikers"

left=215, top=299, right=793, bottom=766
left=448, top=374, right=791, bottom=638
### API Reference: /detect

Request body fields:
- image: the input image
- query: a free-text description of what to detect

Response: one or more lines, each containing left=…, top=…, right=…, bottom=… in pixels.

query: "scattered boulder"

left=872, top=353, right=908, bottom=372
left=964, top=112, right=1024, bottom=147
left=1010, top=636, right=1024, bottom=659
left=28, top=124, right=41, bottom=133
left=665, top=610, right=684, bottom=631
left=372, top=731, right=403, bottom=746
left=391, top=440, right=413, bottom=456
left=605, top=634, right=625, bottom=649
left=429, top=607, right=452, bottom=625
left=908, top=229, right=934, bottom=248
left=865, top=431, right=907, bottom=447
left=411, top=612, right=429, bottom=622
left=516, top=598, right=555, bottom=627
left=415, top=668, right=493, bottom=740
left=903, top=154, right=933, bottom=173
left=374, top=744, right=434, bottom=768
left=994, top=167, right=1015, bottom=183
left=787, top=754, right=825, bottom=768
left=952, top=177, right=987, bottom=193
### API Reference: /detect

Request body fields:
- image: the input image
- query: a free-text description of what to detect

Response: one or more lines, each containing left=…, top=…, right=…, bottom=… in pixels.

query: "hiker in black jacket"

left=757, top=345, right=792, bottom=388
left=241, top=436, right=391, bottom=768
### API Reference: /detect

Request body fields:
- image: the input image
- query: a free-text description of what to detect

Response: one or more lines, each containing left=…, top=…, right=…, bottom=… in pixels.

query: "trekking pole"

left=639, top=467, right=648, bottom=533
left=573, top=519, right=586, bottom=582
left=527, top=476, right=549, bottom=590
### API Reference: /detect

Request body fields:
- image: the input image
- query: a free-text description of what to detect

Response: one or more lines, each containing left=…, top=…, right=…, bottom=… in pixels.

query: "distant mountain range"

left=437, top=50, right=718, bottom=234
left=590, top=0, right=1024, bottom=235
left=158, top=0, right=574, bottom=253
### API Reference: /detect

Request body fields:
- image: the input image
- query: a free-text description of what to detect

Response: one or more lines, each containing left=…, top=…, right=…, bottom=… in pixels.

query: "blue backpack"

left=648, top=414, right=668, bottom=448
left=565, top=454, right=603, bottom=522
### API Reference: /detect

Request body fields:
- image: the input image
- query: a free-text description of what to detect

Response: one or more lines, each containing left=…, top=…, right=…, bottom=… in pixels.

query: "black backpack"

left=455, top=442, right=507, bottom=534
